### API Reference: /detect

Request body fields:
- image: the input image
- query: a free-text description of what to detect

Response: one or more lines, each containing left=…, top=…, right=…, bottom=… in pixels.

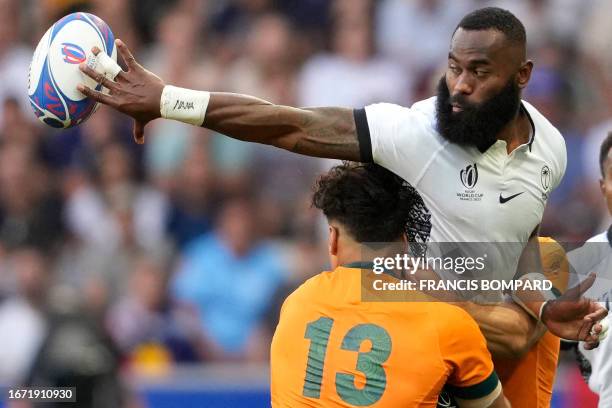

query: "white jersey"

left=568, top=229, right=612, bottom=298
left=575, top=228, right=612, bottom=407
left=355, top=97, right=567, bottom=278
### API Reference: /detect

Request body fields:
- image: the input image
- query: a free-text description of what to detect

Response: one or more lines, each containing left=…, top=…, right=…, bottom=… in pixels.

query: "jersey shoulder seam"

left=413, top=137, right=450, bottom=185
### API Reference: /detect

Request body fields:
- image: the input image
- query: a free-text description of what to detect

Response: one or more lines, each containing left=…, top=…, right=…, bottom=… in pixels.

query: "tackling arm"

left=460, top=301, right=545, bottom=360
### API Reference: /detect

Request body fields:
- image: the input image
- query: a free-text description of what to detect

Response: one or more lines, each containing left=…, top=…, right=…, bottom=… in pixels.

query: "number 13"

left=303, top=317, right=392, bottom=406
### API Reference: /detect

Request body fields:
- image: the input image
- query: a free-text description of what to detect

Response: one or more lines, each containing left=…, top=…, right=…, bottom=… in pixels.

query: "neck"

left=497, top=106, right=531, bottom=153
left=334, top=243, right=404, bottom=269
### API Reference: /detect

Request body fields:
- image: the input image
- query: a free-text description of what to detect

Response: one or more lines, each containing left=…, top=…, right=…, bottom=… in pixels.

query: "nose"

left=452, top=73, right=474, bottom=96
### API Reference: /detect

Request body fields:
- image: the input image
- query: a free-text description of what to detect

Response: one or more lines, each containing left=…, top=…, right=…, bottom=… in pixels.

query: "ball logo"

left=541, top=165, right=551, bottom=191
left=61, top=43, right=86, bottom=64
left=460, top=163, right=479, bottom=189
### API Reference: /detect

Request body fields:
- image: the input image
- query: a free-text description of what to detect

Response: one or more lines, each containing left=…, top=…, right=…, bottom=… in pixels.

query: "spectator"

left=0, top=142, right=64, bottom=252
left=172, top=195, right=287, bottom=361
left=211, top=12, right=299, bottom=179
left=165, top=140, right=217, bottom=249
left=0, top=0, right=33, bottom=129
left=107, top=254, right=204, bottom=363
left=61, top=142, right=169, bottom=310
left=0, top=247, right=49, bottom=385
left=299, top=0, right=410, bottom=108
left=375, top=0, right=471, bottom=79
left=65, top=141, right=168, bottom=253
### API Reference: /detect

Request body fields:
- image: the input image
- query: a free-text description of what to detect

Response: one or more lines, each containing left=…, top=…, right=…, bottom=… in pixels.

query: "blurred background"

left=0, top=0, right=610, bottom=406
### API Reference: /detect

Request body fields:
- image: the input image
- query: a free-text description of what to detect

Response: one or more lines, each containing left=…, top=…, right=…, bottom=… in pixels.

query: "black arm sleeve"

left=353, top=108, right=373, bottom=163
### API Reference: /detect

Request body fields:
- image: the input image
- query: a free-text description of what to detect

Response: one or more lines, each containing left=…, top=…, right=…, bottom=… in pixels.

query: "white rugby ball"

left=28, top=12, right=117, bottom=128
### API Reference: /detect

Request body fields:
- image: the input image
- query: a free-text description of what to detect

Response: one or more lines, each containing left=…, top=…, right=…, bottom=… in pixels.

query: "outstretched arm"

left=205, top=94, right=360, bottom=160
left=77, top=40, right=362, bottom=161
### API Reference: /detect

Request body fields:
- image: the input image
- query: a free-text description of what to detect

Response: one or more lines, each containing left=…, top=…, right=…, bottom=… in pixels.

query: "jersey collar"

left=343, top=261, right=375, bottom=269
left=341, top=261, right=403, bottom=279
left=477, top=103, right=536, bottom=153
left=524, top=103, right=536, bottom=152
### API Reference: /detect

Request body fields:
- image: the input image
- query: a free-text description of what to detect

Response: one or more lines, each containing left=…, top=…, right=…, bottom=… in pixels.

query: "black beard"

left=435, top=75, right=521, bottom=151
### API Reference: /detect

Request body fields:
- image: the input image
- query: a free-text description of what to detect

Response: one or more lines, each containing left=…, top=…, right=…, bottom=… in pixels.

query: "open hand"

left=542, top=273, right=608, bottom=349
left=77, top=39, right=165, bottom=144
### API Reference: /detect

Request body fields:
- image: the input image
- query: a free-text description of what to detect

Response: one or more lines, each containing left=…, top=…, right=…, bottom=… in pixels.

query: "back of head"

left=312, top=162, right=427, bottom=244
left=599, top=132, right=612, bottom=177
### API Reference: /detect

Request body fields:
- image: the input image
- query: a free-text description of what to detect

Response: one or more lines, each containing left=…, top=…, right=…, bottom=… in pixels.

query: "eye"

left=474, top=70, right=489, bottom=78
left=448, top=63, right=461, bottom=75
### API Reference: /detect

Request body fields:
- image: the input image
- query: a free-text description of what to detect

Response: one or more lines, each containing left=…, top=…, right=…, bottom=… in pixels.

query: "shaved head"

left=455, top=7, right=526, bottom=56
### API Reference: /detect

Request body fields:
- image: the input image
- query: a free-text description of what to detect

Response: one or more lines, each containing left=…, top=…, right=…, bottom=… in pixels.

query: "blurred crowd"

left=0, top=0, right=611, bottom=396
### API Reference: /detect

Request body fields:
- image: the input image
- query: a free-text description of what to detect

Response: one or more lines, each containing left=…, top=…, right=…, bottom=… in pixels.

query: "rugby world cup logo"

left=460, top=163, right=479, bottom=189
left=61, top=43, right=86, bottom=64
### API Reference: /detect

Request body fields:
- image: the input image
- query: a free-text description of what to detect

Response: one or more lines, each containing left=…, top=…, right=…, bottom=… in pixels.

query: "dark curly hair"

left=600, top=132, right=612, bottom=177
left=312, top=162, right=431, bottom=245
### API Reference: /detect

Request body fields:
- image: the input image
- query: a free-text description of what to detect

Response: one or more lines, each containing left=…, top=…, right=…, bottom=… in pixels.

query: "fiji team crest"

left=541, top=165, right=551, bottom=191
left=541, top=165, right=552, bottom=200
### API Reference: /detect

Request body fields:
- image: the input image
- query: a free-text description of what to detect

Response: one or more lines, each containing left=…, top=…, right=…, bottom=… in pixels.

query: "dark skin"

left=446, top=28, right=533, bottom=153
left=600, top=145, right=612, bottom=216
left=79, top=34, right=606, bottom=346
left=77, top=41, right=359, bottom=158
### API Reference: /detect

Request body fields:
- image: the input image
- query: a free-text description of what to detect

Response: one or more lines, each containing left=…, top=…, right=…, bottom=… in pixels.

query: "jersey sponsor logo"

left=61, top=43, right=86, bottom=64
left=457, top=163, right=483, bottom=202
left=499, top=192, right=524, bottom=204
left=173, top=100, right=195, bottom=110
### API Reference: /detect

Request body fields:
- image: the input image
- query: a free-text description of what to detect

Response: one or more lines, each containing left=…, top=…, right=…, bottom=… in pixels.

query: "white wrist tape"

left=87, top=51, right=122, bottom=80
left=160, top=85, right=210, bottom=126
left=511, top=272, right=557, bottom=320
left=538, top=300, right=550, bottom=321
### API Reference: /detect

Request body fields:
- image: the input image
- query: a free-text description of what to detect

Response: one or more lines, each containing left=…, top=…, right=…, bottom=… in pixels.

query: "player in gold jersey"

left=493, top=237, right=570, bottom=408
left=271, top=163, right=510, bottom=408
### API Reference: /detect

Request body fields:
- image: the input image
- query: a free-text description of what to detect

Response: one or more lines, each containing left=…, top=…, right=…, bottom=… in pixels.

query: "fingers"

left=133, top=120, right=146, bottom=144
left=585, top=322, right=602, bottom=349
left=577, top=317, right=594, bottom=342
left=583, top=340, right=600, bottom=350
left=585, top=303, right=608, bottom=322
left=77, top=84, right=115, bottom=107
left=116, top=39, right=138, bottom=71
left=578, top=309, right=607, bottom=341
left=79, top=63, right=120, bottom=93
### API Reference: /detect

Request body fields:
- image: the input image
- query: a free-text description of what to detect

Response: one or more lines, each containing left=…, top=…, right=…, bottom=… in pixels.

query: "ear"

left=600, top=178, right=606, bottom=196
left=517, top=60, right=533, bottom=90
left=329, top=225, right=339, bottom=257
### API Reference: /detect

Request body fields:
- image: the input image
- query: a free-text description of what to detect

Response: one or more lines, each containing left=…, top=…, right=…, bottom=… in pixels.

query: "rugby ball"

left=28, top=12, right=117, bottom=128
